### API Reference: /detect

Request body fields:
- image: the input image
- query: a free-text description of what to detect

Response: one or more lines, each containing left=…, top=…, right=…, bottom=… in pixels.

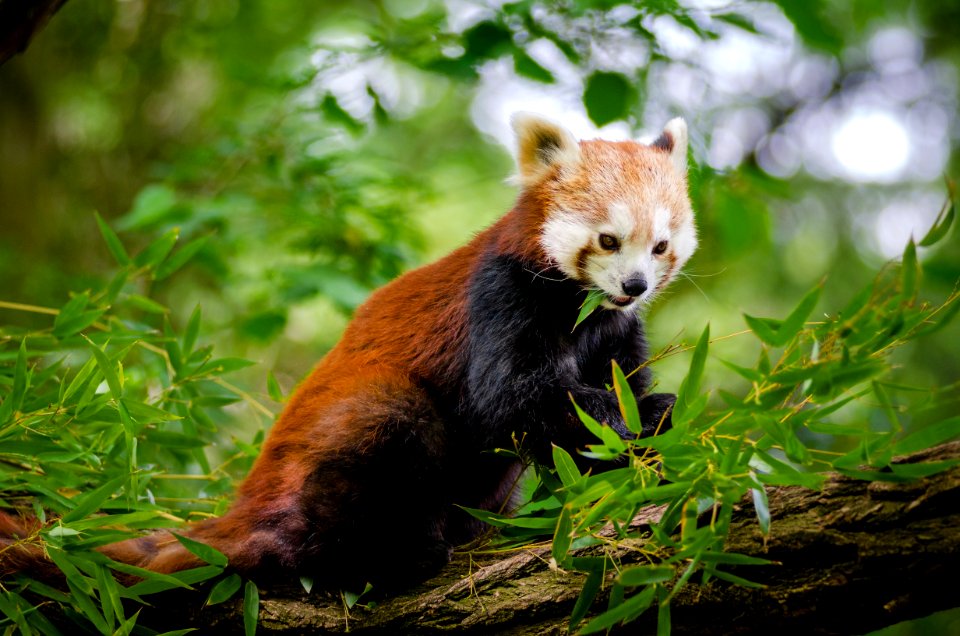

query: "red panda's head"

left=511, top=113, right=697, bottom=311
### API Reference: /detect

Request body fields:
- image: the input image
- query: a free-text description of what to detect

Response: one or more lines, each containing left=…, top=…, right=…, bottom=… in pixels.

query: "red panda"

left=1, top=114, right=697, bottom=590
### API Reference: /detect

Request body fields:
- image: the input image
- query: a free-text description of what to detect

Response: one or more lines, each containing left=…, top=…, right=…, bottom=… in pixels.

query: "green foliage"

left=0, top=0, right=958, bottom=633
left=0, top=222, right=268, bottom=633
left=468, top=207, right=959, bottom=634
left=584, top=72, right=636, bottom=127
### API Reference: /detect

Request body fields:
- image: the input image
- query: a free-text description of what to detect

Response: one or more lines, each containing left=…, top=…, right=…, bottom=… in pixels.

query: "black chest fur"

left=460, top=253, right=652, bottom=453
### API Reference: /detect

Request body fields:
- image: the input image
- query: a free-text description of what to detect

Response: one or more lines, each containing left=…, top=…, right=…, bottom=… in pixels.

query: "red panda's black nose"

left=622, top=275, right=648, bottom=297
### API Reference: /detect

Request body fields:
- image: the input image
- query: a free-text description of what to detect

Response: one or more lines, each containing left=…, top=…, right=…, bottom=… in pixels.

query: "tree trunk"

left=0, top=0, right=69, bottom=66
left=167, top=442, right=960, bottom=635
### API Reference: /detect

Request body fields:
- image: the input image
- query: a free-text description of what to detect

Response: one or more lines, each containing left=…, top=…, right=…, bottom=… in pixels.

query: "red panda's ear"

left=510, top=112, right=581, bottom=186
left=651, top=117, right=688, bottom=175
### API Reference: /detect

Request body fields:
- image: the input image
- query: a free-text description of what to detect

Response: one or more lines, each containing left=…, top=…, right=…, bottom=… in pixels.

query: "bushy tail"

left=0, top=509, right=252, bottom=585
left=0, top=511, right=61, bottom=583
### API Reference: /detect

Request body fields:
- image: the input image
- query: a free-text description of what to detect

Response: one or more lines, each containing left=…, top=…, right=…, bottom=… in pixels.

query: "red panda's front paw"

left=639, top=393, right=675, bottom=436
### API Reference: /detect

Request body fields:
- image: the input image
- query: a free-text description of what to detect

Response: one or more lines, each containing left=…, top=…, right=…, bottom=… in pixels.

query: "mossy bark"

left=170, top=442, right=960, bottom=635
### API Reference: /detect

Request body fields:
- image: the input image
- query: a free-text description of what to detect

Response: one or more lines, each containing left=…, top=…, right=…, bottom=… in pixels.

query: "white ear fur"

left=652, top=117, right=688, bottom=174
left=510, top=112, right=581, bottom=187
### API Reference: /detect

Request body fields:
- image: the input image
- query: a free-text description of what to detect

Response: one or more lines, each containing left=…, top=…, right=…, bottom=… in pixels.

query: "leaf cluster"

left=0, top=220, right=268, bottom=634
left=469, top=195, right=959, bottom=634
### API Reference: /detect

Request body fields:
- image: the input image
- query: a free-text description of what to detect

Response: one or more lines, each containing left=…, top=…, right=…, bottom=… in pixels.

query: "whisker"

left=680, top=267, right=727, bottom=278
left=523, top=266, right=568, bottom=282
left=679, top=271, right=710, bottom=301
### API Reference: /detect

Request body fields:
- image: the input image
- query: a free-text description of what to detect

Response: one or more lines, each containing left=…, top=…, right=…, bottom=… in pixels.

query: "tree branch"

left=0, top=0, right=69, bottom=66
left=165, top=442, right=960, bottom=634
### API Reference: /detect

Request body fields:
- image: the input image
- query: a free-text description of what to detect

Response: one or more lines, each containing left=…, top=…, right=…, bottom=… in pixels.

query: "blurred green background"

left=0, top=0, right=957, bottom=632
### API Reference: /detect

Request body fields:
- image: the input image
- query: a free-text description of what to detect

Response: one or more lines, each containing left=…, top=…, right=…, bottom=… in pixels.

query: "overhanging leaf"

left=584, top=72, right=634, bottom=127
left=918, top=198, right=954, bottom=247
left=573, top=290, right=605, bottom=331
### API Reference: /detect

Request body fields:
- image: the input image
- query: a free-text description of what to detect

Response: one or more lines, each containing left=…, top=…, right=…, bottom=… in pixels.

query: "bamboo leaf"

left=113, top=609, right=141, bottom=636
left=657, top=586, right=671, bottom=636
left=552, top=444, right=581, bottom=490
left=61, top=473, right=128, bottom=523
left=743, top=314, right=781, bottom=346
left=0, top=340, right=28, bottom=423
left=267, top=372, right=284, bottom=402
left=0, top=592, right=34, bottom=635
left=342, top=581, right=374, bottom=611
left=124, top=565, right=221, bottom=596
left=617, top=565, right=674, bottom=587
left=95, top=212, right=131, bottom=266
left=61, top=357, right=99, bottom=403
left=172, top=534, right=228, bottom=567
left=206, top=574, right=243, bottom=606
left=675, top=325, right=710, bottom=425
left=918, top=199, right=954, bottom=247
left=720, top=359, right=763, bottom=383
left=900, top=238, right=919, bottom=302
left=573, top=290, right=605, bottom=331
left=552, top=505, right=573, bottom=564
left=94, top=562, right=124, bottom=628
left=705, top=566, right=765, bottom=588
left=134, top=227, right=180, bottom=269
left=579, top=585, right=654, bottom=634
left=300, top=576, right=314, bottom=594
left=54, top=293, right=105, bottom=338
left=890, top=460, right=960, bottom=479
left=569, top=567, right=603, bottom=631
left=751, top=487, right=770, bottom=535
left=244, top=580, right=259, bottom=636
left=457, top=506, right=507, bottom=526
left=183, top=305, right=202, bottom=355
left=125, top=294, right=168, bottom=314
left=777, top=283, right=822, bottom=344
left=83, top=336, right=123, bottom=399
left=155, top=235, right=210, bottom=281
left=66, top=579, right=109, bottom=634
left=892, top=416, right=960, bottom=456
left=612, top=360, right=642, bottom=435
left=697, top=551, right=774, bottom=566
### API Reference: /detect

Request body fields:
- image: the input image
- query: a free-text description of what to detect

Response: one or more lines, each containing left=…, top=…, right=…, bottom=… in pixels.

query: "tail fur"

left=0, top=509, right=251, bottom=585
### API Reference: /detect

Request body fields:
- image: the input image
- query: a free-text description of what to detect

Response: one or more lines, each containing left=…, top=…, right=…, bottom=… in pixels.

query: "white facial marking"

left=577, top=200, right=657, bottom=310
left=540, top=211, right=594, bottom=279
left=672, top=217, right=698, bottom=265
left=540, top=200, right=696, bottom=314
left=605, top=201, right=635, bottom=238
left=653, top=206, right=671, bottom=242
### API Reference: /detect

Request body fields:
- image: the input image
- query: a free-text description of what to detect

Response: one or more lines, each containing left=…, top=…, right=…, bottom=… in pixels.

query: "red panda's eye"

left=599, top=234, right=619, bottom=251
left=653, top=240, right=669, bottom=255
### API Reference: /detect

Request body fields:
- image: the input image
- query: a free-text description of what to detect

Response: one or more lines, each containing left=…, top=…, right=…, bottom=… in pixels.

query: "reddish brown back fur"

left=0, top=115, right=694, bottom=592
